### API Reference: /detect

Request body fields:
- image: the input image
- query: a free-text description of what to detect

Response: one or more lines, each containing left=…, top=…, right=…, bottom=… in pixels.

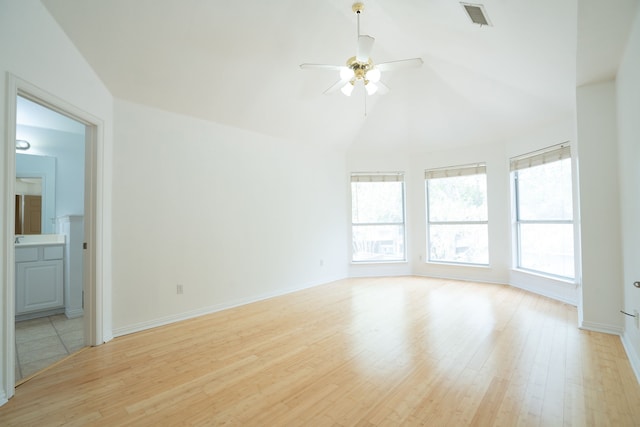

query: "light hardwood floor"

left=1, top=277, right=639, bottom=426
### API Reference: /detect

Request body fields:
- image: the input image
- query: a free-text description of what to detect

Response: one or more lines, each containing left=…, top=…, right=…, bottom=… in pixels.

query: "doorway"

left=3, top=75, right=99, bottom=395
left=14, top=95, right=88, bottom=383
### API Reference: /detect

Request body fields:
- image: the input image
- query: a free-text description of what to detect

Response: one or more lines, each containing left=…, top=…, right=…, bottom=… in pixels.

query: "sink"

left=15, top=234, right=65, bottom=246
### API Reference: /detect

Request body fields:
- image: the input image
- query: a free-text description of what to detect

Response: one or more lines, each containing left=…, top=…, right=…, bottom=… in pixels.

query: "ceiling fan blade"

left=299, top=63, right=343, bottom=71
left=356, top=35, right=375, bottom=62
left=376, top=58, right=424, bottom=72
left=323, top=78, right=350, bottom=95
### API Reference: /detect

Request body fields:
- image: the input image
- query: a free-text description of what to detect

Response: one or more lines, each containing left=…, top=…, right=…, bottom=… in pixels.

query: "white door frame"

left=2, top=74, right=103, bottom=401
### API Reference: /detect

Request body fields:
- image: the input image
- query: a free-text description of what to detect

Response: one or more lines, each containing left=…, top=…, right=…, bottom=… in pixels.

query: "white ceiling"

left=40, top=0, right=638, bottom=152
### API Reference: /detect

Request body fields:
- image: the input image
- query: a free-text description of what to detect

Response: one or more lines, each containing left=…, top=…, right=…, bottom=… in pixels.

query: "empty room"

left=1, top=0, right=640, bottom=425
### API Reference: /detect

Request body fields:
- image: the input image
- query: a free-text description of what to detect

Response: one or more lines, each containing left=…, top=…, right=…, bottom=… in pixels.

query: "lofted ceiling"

left=40, top=0, right=638, bottom=152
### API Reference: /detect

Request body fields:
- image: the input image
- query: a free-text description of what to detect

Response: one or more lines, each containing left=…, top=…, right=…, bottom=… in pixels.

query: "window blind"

left=424, top=163, right=486, bottom=180
left=510, top=143, right=571, bottom=172
left=351, top=172, right=404, bottom=182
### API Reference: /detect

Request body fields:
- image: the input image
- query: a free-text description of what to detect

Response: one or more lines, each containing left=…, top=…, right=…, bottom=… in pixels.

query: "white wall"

left=617, top=3, right=640, bottom=379
left=0, top=0, right=113, bottom=402
left=576, top=81, right=624, bottom=334
left=111, top=99, right=348, bottom=334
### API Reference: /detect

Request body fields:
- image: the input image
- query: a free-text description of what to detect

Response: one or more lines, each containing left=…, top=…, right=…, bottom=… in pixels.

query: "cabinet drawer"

left=15, top=247, right=38, bottom=262
left=44, top=246, right=64, bottom=260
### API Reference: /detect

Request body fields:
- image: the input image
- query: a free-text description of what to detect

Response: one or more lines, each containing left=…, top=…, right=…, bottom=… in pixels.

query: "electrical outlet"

left=177, top=284, right=184, bottom=295
left=635, top=310, right=639, bottom=330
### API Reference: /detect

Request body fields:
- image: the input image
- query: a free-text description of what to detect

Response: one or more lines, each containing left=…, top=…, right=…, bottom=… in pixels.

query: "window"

left=351, top=173, right=406, bottom=262
left=425, top=164, right=489, bottom=265
left=511, top=144, right=574, bottom=279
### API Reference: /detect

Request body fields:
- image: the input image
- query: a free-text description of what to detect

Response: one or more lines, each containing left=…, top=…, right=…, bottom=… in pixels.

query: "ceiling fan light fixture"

left=340, top=67, right=355, bottom=81
left=367, top=68, right=381, bottom=83
left=365, top=82, right=378, bottom=95
left=16, top=139, right=31, bottom=151
left=341, top=82, right=355, bottom=96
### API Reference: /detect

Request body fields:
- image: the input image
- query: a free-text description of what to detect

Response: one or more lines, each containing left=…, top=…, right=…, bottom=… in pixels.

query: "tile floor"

left=15, top=314, right=85, bottom=382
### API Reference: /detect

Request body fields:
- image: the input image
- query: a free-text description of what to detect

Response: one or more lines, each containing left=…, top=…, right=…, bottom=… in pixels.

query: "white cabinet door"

left=16, top=260, right=64, bottom=314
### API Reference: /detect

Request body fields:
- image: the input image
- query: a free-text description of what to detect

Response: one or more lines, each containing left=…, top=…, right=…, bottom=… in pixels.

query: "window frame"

left=511, top=143, right=575, bottom=280
left=425, top=163, right=489, bottom=266
left=350, top=172, right=407, bottom=263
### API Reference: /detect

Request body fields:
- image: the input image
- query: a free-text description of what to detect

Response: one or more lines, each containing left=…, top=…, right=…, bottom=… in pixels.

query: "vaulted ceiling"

left=41, top=0, right=638, bottom=151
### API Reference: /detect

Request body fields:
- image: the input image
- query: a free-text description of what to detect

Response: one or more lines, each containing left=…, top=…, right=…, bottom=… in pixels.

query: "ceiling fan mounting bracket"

left=352, top=3, right=364, bottom=14
left=346, top=56, right=373, bottom=81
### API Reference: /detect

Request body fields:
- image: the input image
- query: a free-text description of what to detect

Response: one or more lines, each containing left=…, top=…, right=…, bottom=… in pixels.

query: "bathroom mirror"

left=15, top=177, right=42, bottom=234
left=15, top=154, right=56, bottom=234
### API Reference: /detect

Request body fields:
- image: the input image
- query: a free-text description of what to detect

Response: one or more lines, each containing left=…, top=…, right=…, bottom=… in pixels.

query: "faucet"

left=14, top=236, right=23, bottom=244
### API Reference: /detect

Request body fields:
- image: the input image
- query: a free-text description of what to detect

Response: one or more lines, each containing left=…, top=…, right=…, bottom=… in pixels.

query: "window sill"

left=425, top=261, right=491, bottom=269
left=351, top=260, right=408, bottom=265
left=511, top=268, right=577, bottom=286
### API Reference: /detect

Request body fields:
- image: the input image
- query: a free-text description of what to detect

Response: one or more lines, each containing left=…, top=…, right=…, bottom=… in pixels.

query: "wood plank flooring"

left=1, top=277, right=639, bottom=426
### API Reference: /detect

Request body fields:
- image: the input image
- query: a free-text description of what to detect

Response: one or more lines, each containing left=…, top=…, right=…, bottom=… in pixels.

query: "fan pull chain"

left=364, top=87, right=367, bottom=117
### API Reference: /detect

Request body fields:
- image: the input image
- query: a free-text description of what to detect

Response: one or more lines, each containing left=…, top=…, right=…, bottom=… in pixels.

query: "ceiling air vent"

left=461, top=3, right=492, bottom=27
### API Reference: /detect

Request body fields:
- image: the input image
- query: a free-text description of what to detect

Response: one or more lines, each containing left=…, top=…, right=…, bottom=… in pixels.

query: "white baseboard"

left=621, top=332, right=640, bottom=385
left=102, top=332, right=114, bottom=343
left=112, top=276, right=345, bottom=338
left=509, top=281, right=578, bottom=306
left=414, top=272, right=578, bottom=307
left=65, top=308, right=84, bottom=319
left=413, top=272, right=508, bottom=286
left=579, top=320, right=624, bottom=336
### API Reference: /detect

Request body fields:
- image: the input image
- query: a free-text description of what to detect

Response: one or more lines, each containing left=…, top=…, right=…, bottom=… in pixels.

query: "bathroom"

left=14, top=95, right=86, bottom=381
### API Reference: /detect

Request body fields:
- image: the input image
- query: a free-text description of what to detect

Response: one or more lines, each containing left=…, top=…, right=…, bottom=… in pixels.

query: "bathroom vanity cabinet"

left=15, top=244, right=64, bottom=315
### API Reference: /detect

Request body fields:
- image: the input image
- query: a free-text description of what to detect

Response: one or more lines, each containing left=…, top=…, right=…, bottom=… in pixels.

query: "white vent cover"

left=461, top=3, right=492, bottom=26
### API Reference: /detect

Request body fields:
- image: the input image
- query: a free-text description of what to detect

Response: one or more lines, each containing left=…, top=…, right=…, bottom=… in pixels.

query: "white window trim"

left=351, top=172, right=407, bottom=263
left=511, top=143, right=575, bottom=280
left=425, top=163, right=489, bottom=266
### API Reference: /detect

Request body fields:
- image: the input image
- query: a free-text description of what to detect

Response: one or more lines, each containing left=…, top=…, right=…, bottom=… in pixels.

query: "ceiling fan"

left=300, top=2, right=423, bottom=97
